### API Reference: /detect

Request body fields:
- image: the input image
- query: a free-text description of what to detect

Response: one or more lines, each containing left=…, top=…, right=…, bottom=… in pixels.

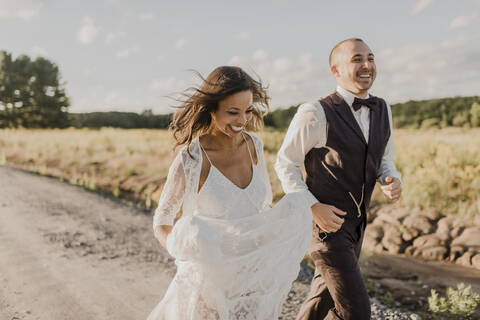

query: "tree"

left=0, top=51, right=70, bottom=128
left=470, top=102, right=480, bottom=128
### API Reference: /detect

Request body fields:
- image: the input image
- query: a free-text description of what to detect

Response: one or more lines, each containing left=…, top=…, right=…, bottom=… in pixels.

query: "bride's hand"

left=310, top=202, right=346, bottom=233
left=154, top=225, right=173, bottom=250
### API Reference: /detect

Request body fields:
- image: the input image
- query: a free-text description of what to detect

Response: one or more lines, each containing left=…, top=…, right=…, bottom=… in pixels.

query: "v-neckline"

left=210, top=162, right=256, bottom=191
left=197, top=134, right=257, bottom=192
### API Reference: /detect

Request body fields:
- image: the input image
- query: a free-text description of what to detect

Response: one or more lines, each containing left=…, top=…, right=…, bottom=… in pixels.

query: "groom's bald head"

left=329, top=38, right=365, bottom=66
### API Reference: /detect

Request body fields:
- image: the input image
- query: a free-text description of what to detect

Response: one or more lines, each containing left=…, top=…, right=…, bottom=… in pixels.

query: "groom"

left=275, top=38, right=402, bottom=320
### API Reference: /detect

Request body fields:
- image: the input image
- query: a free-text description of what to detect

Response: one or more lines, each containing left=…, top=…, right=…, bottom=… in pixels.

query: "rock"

left=404, top=245, right=416, bottom=256
left=402, top=227, right=420, bottom=242
left=370, top=297, right=423, bottom=320
left=412, top=248, right=422, bottom=258
left=411, top=235, right=446, bottom=261
left=434, top=217, right=452, bottom=241
left=434, top=230, right=450, bottom=242
left=451, top=227, right=480, bottom=249
left=374, top=243, right=384, bottom=253
left=366, top=224, right=384, bottom=240
left=390, top=208, right=411, bottom=222
left=403, top=215, right=434, bottom=235
left=375, top=214, right=401, bottom=227
left=456, top=251, right=474, bottom=267
left=412, top=234, right=443, bottom=249
left=421, top=246, right=448, bottom=261
left=450, top=226, right=464, bottom=238
left=382, top=225, right=404, bottom=254
left=472, top=254, right=480, bottom=269
left=449, top=245, right=465, bottom=262
left=417, top=210, right=442, bottom=221
left=364, top=236, right=380, bottom=251
left=437, top=216, right=455, bottom=233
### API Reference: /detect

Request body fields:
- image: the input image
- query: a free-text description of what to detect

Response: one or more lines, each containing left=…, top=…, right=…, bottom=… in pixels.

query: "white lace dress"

left=148, top=133, right=312, bottom=320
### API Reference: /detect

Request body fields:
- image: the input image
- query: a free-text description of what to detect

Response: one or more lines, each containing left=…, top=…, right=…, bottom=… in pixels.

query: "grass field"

left=1, top=127, right=479, bottom=220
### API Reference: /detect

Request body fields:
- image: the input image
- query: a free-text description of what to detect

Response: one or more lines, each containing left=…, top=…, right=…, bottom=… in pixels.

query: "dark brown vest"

left=305, top=92, right=390, bottom=240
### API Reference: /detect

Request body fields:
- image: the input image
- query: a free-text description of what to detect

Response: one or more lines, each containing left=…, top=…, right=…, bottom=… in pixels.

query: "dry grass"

left=1, top=127, right=479, bottom=218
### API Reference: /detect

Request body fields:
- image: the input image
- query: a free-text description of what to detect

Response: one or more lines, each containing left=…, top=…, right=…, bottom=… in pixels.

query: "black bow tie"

left=352, top=96, right=378, bottom=111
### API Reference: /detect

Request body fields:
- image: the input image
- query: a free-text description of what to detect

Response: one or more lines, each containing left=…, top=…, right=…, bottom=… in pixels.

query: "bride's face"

left=211, top=90, right=254, bottom=137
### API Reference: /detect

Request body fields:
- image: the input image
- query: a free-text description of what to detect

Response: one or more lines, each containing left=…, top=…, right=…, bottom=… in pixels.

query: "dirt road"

left=1, top=165, right=479, bottom=319
left=0, top=166, right=175, bottom=320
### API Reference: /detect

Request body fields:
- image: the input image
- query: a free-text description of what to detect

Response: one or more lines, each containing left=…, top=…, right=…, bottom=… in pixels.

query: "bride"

left=148, top=66, right=312, bottom=320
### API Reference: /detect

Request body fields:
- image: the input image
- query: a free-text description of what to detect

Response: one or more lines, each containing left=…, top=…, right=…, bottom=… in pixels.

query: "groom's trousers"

left=296, top=222, right=370, bottom=320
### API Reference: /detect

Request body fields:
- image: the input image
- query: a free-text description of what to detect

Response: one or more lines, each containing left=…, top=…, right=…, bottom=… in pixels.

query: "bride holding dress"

left=148, top=66, right=312, bottom=320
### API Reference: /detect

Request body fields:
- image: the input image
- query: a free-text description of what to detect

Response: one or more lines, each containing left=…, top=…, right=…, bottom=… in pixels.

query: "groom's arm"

left=377, top=102, right=402, bottom=202
left=275, top=102, right=347, bottom=233
left=274, top=102, right=325, bottom=208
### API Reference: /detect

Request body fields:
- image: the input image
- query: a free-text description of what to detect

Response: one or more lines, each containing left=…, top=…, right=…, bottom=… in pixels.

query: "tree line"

left=1, top=51, right=479, bottom=130
left=0, top=51, right=69, bottom=128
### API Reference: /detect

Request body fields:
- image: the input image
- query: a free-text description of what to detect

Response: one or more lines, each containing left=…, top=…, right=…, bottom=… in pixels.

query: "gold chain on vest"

left=348, top=184, right=364, bottom=218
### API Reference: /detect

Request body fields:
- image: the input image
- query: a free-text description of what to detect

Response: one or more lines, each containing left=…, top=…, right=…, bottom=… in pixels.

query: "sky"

left=1, top=0, right=480, bottom=114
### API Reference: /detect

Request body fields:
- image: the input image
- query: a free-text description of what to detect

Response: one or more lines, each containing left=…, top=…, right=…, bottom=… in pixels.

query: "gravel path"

left=280, top=265, right=422, bottom=320
left=1, top=165, right=422, bottom=319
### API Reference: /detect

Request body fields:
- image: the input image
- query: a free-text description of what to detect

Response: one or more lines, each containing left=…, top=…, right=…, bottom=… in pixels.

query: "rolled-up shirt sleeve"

left=274, top=102, right=326, bottom=208
left=377, top=102, right=402, bottom=184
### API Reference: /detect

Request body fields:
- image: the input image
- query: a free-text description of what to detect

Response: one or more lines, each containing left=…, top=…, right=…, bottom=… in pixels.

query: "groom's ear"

left=330, top=64, right=339, bottom=77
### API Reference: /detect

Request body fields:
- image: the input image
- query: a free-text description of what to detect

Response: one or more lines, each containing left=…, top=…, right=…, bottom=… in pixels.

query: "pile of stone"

left=364, top=206, right=480, bottom=269
left=370, top=298, right=422, bottom=320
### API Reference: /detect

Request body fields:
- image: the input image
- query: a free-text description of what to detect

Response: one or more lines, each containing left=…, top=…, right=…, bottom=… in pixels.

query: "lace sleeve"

left=153, top=150, right=186, bottom=230
left=250, top=133, right=273, bottom=207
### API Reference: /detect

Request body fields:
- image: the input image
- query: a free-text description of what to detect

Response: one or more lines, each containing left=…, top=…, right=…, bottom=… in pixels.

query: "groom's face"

left=331, top=41, right=376, bottom=97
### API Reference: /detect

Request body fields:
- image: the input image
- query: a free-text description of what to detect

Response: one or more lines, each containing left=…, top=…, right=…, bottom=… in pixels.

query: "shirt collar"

left=336, top=85, right=370, bottom=108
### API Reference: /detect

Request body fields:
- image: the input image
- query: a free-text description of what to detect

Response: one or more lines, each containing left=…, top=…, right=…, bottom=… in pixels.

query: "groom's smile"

left=330, top=40, right=377, bottom=97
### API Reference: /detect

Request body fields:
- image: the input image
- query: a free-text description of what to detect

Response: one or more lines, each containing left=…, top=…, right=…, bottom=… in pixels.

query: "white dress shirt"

left=274, top=85, right=402, bottom=208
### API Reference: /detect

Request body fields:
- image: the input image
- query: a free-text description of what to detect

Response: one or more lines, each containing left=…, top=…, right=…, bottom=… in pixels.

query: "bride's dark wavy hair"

left=169, top=66, right=270, bottom=154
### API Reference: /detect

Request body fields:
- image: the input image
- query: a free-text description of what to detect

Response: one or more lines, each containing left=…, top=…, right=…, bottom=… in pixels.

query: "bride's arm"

left=153, top=151, right=186, bottom=250
left=251, top=133, right=273, bottom=207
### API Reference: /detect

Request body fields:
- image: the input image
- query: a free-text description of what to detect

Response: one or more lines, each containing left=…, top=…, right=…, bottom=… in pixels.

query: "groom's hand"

left=381, top=177, right=402, bottom=203
left=311, top=202, right=346, bottom=233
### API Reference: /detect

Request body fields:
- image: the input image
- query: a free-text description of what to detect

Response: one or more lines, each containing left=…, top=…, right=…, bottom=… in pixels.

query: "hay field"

left=1, top=127, right=479, bottom=219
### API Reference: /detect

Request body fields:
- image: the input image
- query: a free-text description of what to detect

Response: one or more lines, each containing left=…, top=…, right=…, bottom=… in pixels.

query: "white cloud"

left=441, top=34, right=468, bottom=48
left=116, top=45, right=140, bottom=58
left=103, top=0, right=120, bottom=5
left=150, top=77, right=186, bottom=92
left=104, top=91, right=122, bottom=106
left=0, top=0, right=45, bottom=20
left=228, top=56, right=243, bottom=65
left=71, top=86, right=159, bottom=113
left=175, top=38, right=187, bottom=50
left=449, top=13, right=478, bottom=29
left=77, top=16, right=99, bottom=45
left=138, top=12, right=155, bottom=21
left=31, top=46, right=48, bottom=57
left=237, top=30, right=250, bottom=40
left=374, top=38, right=480, bottom=102
left=226, top=35, right=480, bottom=108
left=410, top=0, right=434, bottom=16
left=82, top=67, right=95, bottom=77
left=253, top=49, right=268, bottom=62
left=105, top=31, right=126, bottom=44
left=228, top=52, right=330, bottom=108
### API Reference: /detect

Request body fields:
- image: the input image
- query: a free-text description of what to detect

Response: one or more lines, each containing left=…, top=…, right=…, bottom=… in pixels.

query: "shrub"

left=471, top=102, right=480, bottom=128
left=420, top=118, right=440, bottom=129
left=452, top=114, right=468, bottom=127
left=428, top=283, right=480, bottom=319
